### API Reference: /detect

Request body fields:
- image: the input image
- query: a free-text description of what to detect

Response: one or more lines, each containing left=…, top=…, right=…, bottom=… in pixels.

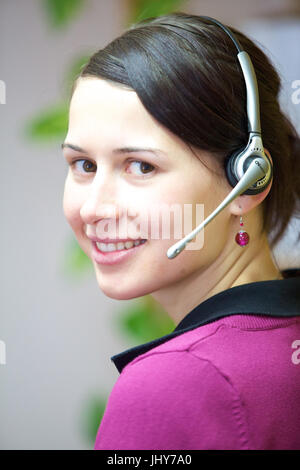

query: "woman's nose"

left=79, top=174, right=122, bottom=225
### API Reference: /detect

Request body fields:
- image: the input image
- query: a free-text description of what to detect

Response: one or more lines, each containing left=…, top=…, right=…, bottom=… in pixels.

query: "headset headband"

left=199, top=16, right=261, bottom=136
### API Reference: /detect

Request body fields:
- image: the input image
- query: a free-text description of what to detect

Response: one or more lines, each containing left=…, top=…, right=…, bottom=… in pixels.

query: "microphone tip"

left=167, top=246, right=182, bottom=259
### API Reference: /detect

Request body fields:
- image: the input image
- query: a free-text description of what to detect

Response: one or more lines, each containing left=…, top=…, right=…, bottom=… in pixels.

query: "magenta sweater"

left=94, top=276, right=300, bottom=450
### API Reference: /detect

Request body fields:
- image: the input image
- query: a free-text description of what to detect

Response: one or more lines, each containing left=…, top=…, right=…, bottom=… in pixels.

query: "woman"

left=62, top=12, right=300, bottom=450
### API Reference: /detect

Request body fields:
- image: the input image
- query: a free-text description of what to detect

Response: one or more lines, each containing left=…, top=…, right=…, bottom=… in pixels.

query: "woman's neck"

left=151, top=231, right=283, bottom=327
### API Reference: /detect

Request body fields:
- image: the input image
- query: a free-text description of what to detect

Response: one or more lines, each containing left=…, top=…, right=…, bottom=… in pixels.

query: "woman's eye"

left=69, top=159, right=155, bottom=176
left=70, top=159, right=96, bottom=173
left=126, top=160, right=155, bottom=176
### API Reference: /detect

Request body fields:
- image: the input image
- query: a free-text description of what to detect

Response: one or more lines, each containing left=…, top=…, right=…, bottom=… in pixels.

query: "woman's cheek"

left=63, top=178, right=83, bottom=233
left=63, top=190, right=91, bottom=258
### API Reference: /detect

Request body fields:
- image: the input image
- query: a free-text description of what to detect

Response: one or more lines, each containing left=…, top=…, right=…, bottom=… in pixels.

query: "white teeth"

left=124, top=241, right=134, bottom=249
left=96, top=240, right=146, bottom=252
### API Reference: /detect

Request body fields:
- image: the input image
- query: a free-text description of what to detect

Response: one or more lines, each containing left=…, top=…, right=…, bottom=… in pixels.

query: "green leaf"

left=79, top=394, right=108, bottom=445
left=127, top=0, right=186, bottom=26
left=24, top=103, right=69, bottom=142
left=59, top=235, right=92, bottom=280
left=43, top=0, right=86, bottom=29
left=115, top=295, right=175, bottom=344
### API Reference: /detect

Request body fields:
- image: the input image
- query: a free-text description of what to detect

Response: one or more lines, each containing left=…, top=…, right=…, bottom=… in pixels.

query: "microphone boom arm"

left=167, top=157, right=268, bottom=259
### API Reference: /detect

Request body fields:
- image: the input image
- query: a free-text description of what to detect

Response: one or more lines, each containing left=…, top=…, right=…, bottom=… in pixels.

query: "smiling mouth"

left=95, top=239, right=147, bottom=253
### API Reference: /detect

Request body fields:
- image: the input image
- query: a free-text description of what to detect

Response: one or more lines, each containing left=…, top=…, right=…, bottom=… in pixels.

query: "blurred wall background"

left=1, top=0, right=299, bottom=450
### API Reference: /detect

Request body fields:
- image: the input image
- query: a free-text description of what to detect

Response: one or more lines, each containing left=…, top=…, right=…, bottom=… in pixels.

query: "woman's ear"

left=264, top=147, right=273, bottom=167
left=229, top=147, right=273, bottom=216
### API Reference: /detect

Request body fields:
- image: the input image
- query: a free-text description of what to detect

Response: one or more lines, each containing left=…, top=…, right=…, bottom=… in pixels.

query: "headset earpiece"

left=224, top=149, right=244, bottom=188
left=225, top=146, right=273, bottom=196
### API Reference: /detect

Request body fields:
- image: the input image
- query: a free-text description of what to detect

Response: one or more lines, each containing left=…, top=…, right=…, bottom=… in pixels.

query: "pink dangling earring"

left=235, top=214, right=250, bottom=247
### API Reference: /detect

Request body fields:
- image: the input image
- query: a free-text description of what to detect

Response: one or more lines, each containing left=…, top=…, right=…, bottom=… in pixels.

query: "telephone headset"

left=167, top=16, right=273, bottom=259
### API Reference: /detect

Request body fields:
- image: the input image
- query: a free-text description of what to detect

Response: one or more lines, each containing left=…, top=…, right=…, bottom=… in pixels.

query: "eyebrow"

left=61, top=142, right=166, bottom=156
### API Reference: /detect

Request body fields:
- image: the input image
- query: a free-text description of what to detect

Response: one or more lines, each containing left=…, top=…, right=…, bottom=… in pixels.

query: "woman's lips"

left=91, top=240, right=148, bottom=265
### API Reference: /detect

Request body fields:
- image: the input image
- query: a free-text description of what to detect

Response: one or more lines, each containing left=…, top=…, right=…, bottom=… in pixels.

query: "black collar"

left=111, top=272, right=300, bottom=374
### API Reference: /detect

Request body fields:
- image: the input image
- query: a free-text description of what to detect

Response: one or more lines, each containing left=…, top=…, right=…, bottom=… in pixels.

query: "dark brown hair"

left=70, top=11, right=300, bottom=249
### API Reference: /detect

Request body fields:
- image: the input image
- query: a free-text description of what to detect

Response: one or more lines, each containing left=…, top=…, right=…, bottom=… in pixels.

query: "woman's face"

left=62, top=77, right=231, bottom=300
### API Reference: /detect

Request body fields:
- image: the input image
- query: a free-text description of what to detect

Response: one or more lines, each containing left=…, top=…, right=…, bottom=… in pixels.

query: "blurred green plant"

left=59, top=235, right=93, bottom=281
left=127, top=0, right=186, bottom=26
left=116, top=295, right=175, bottom=344
left=80, top=393, right=108, bottom=446
left=25, top=102, right=69, bottom=142
left=26, top=0, right=185, bottom=448
left=43, top=0, right=86, bottom=28
left=24, top=54, right=89, bottom=142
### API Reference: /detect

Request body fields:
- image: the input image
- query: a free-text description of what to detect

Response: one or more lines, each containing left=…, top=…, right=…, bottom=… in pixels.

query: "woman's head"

left=62, top=12, right=300, bottom=310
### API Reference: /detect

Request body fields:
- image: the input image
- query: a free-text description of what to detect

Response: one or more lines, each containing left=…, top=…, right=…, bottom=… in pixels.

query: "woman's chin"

left=100, top=288, right=141, bottom=301
left=94, top=277, right=145, bottom=300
